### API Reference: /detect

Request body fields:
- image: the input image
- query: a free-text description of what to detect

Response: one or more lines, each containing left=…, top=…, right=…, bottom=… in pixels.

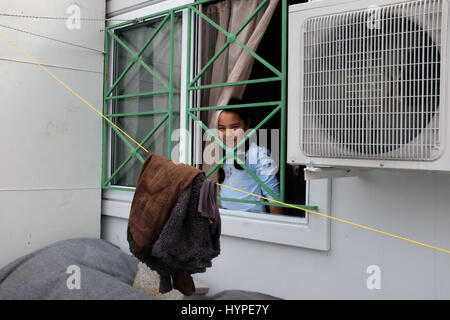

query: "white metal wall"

left=106, top=0, right=164, bottom=17
left=0, top=0, right=105, bottom=268
left=102, top=170, right=450, bottom=299
left=102, top=0, right=450, bottom=299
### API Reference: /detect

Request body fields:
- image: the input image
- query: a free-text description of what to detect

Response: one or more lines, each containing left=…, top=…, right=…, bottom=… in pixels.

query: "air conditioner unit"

left=288, top=0, right=450, bottom=171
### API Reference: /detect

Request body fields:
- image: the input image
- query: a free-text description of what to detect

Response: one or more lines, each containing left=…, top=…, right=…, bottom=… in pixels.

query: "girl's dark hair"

left=218, top=98, right=251, bottom=183
left=221, top=98, right=251, bottom=126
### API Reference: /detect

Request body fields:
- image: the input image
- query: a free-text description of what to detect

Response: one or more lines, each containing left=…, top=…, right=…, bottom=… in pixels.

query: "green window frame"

left=102, top=0, right=317, bottom=213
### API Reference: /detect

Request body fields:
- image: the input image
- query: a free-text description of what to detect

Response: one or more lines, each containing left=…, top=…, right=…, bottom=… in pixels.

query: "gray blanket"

left=0, top=238, right=151, bottom=300
left=0, top=238, right=280, bottom=300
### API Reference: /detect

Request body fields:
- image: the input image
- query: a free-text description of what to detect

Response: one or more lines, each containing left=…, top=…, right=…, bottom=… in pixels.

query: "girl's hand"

left=269, top=206, right=283, bottom=215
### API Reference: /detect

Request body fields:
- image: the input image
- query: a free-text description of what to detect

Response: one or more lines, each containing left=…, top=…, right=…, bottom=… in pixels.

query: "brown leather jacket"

left=127, top=152, right=201, bottom=261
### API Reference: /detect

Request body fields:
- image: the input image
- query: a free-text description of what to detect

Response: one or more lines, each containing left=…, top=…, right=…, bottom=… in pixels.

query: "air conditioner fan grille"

left=303, top=0, right=442, bottom=160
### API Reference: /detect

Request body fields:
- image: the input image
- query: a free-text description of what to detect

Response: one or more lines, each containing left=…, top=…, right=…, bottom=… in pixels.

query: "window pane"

left=113, top=95, right=169, bottom=116
left=114, top=15, right=181, bottom=95
left=110, top=13, right=182, bottom=187
left=111, top=114, right=169, bottom=187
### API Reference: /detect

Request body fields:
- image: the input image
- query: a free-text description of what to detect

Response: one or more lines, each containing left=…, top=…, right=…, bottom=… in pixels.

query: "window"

left=104, top=10, right=183, bottom=188
left=102, top=0, right=329, bottom=250
left=192, top=0, right=311, bottom=218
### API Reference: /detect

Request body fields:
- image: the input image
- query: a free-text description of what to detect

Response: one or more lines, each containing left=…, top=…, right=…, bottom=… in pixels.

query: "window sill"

left=218, top=176, right=330, bottom=249
left=101, top=178, right=330, bottom=250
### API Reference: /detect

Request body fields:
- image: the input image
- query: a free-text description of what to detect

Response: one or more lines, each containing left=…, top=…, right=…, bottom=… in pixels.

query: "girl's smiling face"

left=218, top=110, right=250, bottom=148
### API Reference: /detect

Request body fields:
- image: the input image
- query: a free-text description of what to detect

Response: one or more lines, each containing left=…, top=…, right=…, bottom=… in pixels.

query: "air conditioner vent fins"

left=303, top=0, right=442, bottom=160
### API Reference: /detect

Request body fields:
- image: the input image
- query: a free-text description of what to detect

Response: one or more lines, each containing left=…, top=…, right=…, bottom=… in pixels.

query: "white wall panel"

left=0, top=189, right=101, bottom=268
left=0, top=0, right=105, bottom=268
left=106, top=0, right=164, bottom=17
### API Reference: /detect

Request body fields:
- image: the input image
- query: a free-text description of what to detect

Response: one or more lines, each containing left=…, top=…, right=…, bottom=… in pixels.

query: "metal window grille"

left=302, top=0, right=442, bottom=160
left=103, top=0, right=318, bottom=212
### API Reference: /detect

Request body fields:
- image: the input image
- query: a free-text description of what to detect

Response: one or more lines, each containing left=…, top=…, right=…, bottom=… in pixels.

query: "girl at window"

left=216, top=106, right=283, bottom=214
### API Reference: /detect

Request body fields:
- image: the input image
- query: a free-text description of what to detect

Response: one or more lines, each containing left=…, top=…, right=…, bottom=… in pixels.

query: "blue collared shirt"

left=220, top=142, right=280, bottom=213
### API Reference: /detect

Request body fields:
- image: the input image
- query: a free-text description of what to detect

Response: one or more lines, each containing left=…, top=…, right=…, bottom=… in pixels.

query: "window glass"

left=110, top=13, right=182, bottom=187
